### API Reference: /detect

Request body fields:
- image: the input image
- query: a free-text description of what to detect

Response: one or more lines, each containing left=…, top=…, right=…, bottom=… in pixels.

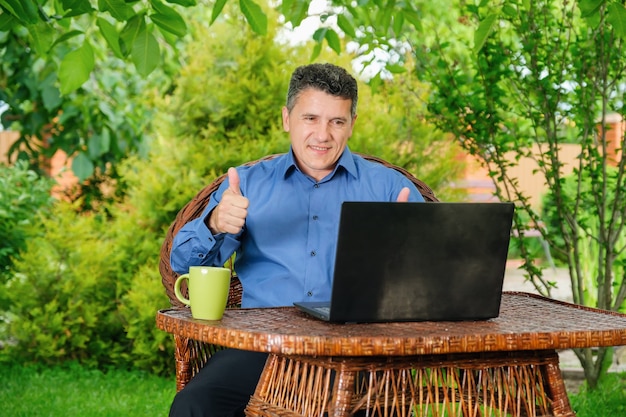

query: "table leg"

left=540, top=351, right=576, bottom=417
left=329, top=364, right=357, bottom=417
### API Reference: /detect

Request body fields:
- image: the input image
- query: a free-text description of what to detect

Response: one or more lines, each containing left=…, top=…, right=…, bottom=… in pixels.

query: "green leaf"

left=385, top=63, right=406, bottom=74
left=0, top=12, right=15, bottom=31
left=578, top=0, right=603, bottom=18
left=473, top=13, right=498, bottom=54
left=97, top=17, right=124, bottom=58
left=0, top=0, right=39, bottom=24
left=313, top=27, right=326, bottom=42
left=71, top=152, right=94, bottom=181
left=310, top=41, right=322, bottom=62
left=41, top=85, right=62, bottom=112
left=239, top=0, right=267, bottom=35
left=27, top=23, right=55, bottom=55
left=281, top=0, right=308, bottom=27
left=324, top=28, right=341, bottom=54
left=402, top=9, right=421, bottom=31
left=97, top=0, right=135, bottom=21
left=62, top=0, right=95, bottom=18
left=392, top=12, right=404, bottom=36
left=211, top=0, right=229, bottom=24
left=150, top=12, right=187, bottom=37
left=58, top=42, right=95, bottom=94
left=51, top=29, right=84, bottom=48
left=607, top=3, right=626, bottom=40
left=131, top=28, right=160, bottom=76
left=120, top=14, right=145, bottom=57
left=502, top=4, right=516, bottom=18
left=337, top=14, right=356, bottom=38
left=166, top=0, right=197, bottom=6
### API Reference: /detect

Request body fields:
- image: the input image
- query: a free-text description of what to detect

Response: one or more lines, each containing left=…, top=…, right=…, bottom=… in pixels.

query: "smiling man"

left=168, top=63, right=424, bottom=417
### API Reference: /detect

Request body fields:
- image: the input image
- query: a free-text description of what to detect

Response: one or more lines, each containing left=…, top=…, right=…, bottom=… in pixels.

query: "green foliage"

left=0, top=29, right=167, bottom=195
left=352, top=69, right=466, bottom=201
left=408, top=0, right=626, bottom=388
left=0, top=160, right=54, bottom=282
left=1, top=202, right=128, bottom=367
left=543, top=167, right=626, bottom=311
left=0, top=0, right=191, bottom=86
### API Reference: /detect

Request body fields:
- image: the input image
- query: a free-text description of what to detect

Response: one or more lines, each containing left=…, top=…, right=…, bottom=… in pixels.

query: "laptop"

left=294, top=201, right=515, bottom=323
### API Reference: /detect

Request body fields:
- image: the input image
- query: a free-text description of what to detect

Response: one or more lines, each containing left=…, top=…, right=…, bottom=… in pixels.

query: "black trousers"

left=169, top=348, right=269, bottom=417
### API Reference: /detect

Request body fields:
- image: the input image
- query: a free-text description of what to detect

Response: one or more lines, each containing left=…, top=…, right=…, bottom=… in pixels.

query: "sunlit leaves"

left=578, top=0, right=603, bottom=17
left=98, top=0, right=135, bottom=21
left=474, top=14, right=498, bottom=53
left=280, top=0, right=309, bottom=28
left=0, top=0, right=39, bottom=24
left=61, top=0, right=95, bottom=18
left=211, top=0, right=229, bottom=24
left=337, top=14, right=356, bottom=38
left=97, top=17, right=124, bottom=58
left=58, top=42, right=95, bottom=94
left=131, top=24, right=160, bottom=77
left=607, top=3, right=626, bottom=40
left=324, top=28, right=341, bottom=53
left=150, top=12, right=187, bottom=37
left=240, top=0, right=267, bottom=35
left=150, top=0, right=187, bottom=37
left=27, top=22, right=55, bottom=55
left=166, top=0, right=197, bottom=6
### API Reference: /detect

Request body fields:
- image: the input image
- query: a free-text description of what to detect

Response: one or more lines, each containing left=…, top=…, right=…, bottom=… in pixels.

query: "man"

left=169, top=63, right=424, bottom=417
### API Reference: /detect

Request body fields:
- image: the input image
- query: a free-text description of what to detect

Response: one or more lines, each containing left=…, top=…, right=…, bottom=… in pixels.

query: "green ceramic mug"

left=174, top=266, right=231, bottom=320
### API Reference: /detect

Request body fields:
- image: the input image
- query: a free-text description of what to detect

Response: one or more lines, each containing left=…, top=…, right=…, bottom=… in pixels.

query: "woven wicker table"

left=157, top=292, right=626, bottom=417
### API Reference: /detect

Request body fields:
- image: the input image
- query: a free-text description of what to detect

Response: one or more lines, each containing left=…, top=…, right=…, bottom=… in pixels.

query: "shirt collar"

left=281, top=146, right=358, bottom=181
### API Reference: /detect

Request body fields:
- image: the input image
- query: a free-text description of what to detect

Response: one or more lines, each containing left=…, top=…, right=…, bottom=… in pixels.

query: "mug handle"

left=174, top=274, right=191, bottom=306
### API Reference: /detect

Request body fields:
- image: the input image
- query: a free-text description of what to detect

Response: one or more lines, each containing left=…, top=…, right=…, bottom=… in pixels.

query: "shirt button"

left=314, top=184, right=320, bottom=188
left=312, top=215, right=318, bottom=221
left=307, top=291, right=313, bottom=297
left=310, top=251, right=316, bottom=257
left=198, top=253, right=205, bottom=258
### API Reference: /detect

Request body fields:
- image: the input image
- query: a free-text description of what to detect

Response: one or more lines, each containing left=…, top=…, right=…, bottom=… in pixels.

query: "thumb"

left=396, top=187, right=410, bottom=202
left=227, top=167, right=241, bottom=195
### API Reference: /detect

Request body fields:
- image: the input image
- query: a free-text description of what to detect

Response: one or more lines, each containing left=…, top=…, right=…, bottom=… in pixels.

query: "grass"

left=0, top=363, right=624, bottom=416
left=0, top=363, right=175, bottom=417
left=570, top=372, right=626, bottom=416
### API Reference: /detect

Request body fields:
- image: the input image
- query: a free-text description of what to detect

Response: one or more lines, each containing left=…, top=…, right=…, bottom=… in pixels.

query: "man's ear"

left=282, top=106, right=290, bottom=132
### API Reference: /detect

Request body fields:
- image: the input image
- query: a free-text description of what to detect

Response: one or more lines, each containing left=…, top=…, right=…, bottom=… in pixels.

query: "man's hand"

left=396, top=187, right=410, bottom=202
left=207, top=168, right=249, bottom=234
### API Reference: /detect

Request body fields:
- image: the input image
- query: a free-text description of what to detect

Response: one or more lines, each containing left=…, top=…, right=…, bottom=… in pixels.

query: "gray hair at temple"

left=286, top=63, right=358, bottom=119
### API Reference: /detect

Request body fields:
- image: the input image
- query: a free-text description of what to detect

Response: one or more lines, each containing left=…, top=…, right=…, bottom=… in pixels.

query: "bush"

left=0, top=161, right=54, bottom=279
left=1, top=201, right=127, bottom=367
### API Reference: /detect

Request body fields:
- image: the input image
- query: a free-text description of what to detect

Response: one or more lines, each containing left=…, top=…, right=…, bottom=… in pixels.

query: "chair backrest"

left=159, top=153, right=439, bottom=307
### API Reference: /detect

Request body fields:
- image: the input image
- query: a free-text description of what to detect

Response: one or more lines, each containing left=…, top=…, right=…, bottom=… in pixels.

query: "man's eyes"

left=302, top=117, right=346, bottom=127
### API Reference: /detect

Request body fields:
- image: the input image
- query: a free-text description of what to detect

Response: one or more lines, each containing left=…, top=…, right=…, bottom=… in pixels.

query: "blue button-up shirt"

left=170, top=147, right=424, bottom=307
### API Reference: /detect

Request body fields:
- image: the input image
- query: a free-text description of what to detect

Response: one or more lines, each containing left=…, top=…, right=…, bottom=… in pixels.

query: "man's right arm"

left=169, top=171, right=246, bottom=274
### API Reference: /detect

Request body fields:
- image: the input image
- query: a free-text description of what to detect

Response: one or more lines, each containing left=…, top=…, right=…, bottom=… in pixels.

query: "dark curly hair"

left=285, top=63, right=358, bottom=118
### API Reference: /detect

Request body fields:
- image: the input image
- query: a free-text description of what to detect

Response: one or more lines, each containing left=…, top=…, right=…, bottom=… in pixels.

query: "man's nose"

left=315, top=123, right=331, bottom=141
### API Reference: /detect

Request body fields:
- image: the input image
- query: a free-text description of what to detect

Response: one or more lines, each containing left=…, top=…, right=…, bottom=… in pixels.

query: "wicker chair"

left=158, top=153, right=439, bottom=391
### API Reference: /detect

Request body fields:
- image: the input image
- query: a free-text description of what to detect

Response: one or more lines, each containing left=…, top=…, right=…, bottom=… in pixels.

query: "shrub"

left=0, top=161, right=54, bottom=280
left=1, top=202, right=128, bottom=367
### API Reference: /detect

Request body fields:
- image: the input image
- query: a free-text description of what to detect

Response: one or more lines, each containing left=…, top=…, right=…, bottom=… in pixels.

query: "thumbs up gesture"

left=207, top=168, right=249, bottom=234
left=396, top=187, right=410, bottom=202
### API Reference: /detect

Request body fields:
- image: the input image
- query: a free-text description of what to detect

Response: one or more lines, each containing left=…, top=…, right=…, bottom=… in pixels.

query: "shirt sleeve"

left=169, top=182, right=243, bottom=274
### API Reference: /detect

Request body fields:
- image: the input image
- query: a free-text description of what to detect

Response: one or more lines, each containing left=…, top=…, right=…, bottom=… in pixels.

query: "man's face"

left=282, top=88, right=356, bottom=182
